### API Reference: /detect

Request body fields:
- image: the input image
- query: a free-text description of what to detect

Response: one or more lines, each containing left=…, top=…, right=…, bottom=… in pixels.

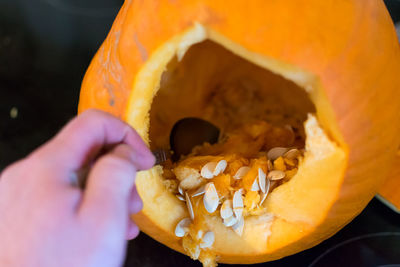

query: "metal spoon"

left=153, top=118, right=220, bottom=164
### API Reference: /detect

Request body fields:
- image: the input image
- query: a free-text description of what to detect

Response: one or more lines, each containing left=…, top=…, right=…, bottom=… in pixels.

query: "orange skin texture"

left=79, top=0, right=400, bottom=263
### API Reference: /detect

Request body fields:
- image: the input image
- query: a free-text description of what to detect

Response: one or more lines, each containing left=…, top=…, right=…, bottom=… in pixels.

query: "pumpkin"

left=78, top=0, right=400, bottom=265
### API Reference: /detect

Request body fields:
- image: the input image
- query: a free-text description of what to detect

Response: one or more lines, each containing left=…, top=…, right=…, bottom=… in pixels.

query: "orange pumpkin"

left=78, top=0, right=400, bottom=265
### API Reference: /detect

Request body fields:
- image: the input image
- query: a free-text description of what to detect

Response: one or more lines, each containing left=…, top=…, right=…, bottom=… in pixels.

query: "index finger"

left=32, top=109, right=155, bottom=171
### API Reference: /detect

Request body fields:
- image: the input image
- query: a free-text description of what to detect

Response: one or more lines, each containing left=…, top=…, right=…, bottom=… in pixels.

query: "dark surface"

left=0, top=1, right=399, bottom=267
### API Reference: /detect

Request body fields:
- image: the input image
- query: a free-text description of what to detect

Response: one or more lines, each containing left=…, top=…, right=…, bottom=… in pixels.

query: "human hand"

left=0, top=109, right=155, bottom=267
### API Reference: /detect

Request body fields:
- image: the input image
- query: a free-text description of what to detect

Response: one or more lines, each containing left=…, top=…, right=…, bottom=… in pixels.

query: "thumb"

left=78, top=144, right=149, bottom=229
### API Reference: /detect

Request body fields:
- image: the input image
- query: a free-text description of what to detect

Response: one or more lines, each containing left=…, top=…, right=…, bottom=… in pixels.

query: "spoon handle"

left=153, top=149, right=169, bottom=165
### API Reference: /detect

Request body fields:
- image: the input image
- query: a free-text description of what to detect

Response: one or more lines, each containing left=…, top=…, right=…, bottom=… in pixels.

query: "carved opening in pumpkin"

left=146, top=39, right=321, bottom=259
left=123, top=25, right=347, bottom=265
left=149, top=40, right=316, bottom=150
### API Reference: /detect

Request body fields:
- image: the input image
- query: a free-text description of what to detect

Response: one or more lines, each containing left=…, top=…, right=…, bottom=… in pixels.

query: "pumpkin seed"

left=178, top=185, right=184, bottom=196
left=175, top=218, right=191, bottom=237
left=220, top=199, right=234, bottom=219
left=284, top=148, right=301, bottom=160
left=191, top=185, right=206, bottom=197
left=259, top=192, right=267, bottom=206
left=267, top=170, right=286, bottom=180
left=234, top=208, right=243, bottom=220
left=203, top=182, right=219, bottom=213
left=232, top=217, right=244, bottom=236
left=185, top=192, right=195, bottom=220
left=251, top=177, right=260, bottom=191
left=267, top=147, right=289, bottom=161
left=200, top=231, right=215, bottom=249
left=201, top=160, right=227, bottom=179
left=176, top=194, right=186, bottom=201
left=259, top=179, right=270, bottom=205
left=201, top=162, right=218, bottom=179
left=233, top=190, right=244, bottom=218
left=213, top=160, right=227, bottom=176
left=223, top=215, right=239, bottom=227
left=233, top=166, right=251, bottom=180
left=258, top=168, right=266, bottom=193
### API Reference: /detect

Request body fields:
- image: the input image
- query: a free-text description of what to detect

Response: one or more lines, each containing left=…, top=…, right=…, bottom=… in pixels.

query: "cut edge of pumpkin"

left=127, top=23, right=349, bottom=263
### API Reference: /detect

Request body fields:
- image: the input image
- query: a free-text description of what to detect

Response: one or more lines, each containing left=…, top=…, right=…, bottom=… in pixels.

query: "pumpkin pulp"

left=126, top=24, right=346, bottom=266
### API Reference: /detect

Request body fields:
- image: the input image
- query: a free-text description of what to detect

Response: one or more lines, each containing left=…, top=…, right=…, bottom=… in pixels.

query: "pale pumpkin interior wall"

left=149, top=40, right=316, bottom=150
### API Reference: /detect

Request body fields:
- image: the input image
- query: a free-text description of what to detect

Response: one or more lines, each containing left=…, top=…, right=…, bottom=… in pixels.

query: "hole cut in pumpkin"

left=149, top=39, right=316, bottom=150
left=125, top=24, right=347, bottom=266
left=146, top=38, right=326, bottom=264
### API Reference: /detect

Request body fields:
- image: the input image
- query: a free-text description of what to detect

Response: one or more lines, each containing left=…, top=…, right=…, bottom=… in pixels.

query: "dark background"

left=1, top=1, right=400, bottom=266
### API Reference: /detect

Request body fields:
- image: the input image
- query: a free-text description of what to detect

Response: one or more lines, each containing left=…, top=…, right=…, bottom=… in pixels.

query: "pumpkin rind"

left=78, top=0, right=400, bottom=264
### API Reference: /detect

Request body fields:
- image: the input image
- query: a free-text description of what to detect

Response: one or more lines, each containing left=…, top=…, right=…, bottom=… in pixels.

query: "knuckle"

left=76, top=110, right=102, bottom=128
left=78, top=109, right=120, bottom=133
left=25, top=151, right=53, bottom=171
left=122, top=124, right=134, bottom=135
left=0, top=159, right=28, bottom=180
left=80, top=109, right=113, bottom=124
left=97, top=154, right=136, bottom=175
left=81, top=108, right=104, bottom=118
